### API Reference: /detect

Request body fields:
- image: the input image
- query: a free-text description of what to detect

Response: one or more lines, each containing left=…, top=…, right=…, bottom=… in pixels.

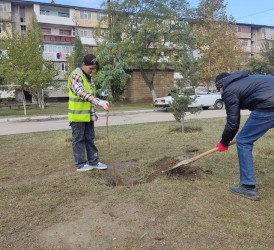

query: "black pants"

left=70, top=121, right=98, bottom=168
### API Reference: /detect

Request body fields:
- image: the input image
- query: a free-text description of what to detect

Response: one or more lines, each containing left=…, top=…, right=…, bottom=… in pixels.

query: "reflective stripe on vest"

left=68, top=71, right=94, bottom=122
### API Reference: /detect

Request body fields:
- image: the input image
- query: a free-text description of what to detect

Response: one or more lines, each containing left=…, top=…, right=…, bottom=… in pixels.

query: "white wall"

left=34, top=4, right=75, bottom=26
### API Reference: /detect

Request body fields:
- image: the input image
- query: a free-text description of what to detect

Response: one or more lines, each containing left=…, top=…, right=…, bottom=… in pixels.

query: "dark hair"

left=81, top=54, right=99, bottom=70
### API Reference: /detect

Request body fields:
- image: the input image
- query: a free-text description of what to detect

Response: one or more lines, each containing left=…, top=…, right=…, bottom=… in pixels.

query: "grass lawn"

left=0, top=117, right=273, bottom=249
left=0, top=101, right=155, bottom=118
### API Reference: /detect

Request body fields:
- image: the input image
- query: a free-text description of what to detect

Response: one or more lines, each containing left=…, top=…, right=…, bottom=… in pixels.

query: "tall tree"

left=0, top=16, right=57, bottom=113
left=96, top=0, right=192, bottom=101
left=244, top=57, right=272, bottom=75
left=73, top=35, right=84, bottom=69
left=193, top=0, right=244, bottom=89
left=261, top=40, right=274, bottom=73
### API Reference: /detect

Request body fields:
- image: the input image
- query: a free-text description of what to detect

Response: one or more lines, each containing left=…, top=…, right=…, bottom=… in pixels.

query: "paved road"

left=0, top=109, right=251, bottom=136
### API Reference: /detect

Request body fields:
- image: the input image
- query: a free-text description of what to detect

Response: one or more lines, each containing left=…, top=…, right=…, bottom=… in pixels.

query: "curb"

left=0, top=109, right=160, bottom=123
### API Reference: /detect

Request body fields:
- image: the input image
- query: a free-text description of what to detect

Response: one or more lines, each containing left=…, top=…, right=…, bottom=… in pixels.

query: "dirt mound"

left=106, top=156, right=204, bottom=186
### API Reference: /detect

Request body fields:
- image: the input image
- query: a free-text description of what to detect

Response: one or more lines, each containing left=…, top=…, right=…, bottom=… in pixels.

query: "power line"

left=236, top=7, right=274, bottom=19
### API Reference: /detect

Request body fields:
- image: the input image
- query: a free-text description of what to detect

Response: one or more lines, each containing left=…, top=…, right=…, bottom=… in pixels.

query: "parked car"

left=154, top=88, right=224, bottom=110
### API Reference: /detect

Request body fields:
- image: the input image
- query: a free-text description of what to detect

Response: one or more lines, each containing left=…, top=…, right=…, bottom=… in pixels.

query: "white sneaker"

left=76, top=164, right=94, bottom=172
left=93, top=162, right=107, bottom=170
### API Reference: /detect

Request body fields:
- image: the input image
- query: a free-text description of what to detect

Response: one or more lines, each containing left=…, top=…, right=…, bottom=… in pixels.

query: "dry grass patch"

left=0, top=117, right=273, bottom=249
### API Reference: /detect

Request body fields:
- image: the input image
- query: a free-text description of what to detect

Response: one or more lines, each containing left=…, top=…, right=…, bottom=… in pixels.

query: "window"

left=60, top=30, right=70, bottom=36
left=58, top=11, right=69, bottom=18
left=21, top=25, right=26, bottom=35
left=80, top=11, right=91, bottom=20
left=40, top=9, right=50, bottom=15
left=0, top=23, right=6, bottom=33
left=237, top=26, right=251, bottom=33
left=41, top=28, right=51, bottom=34
left=263, top=28, right=274, bottom=36
left=77, top=28, right=93, bottom=38
left=53, top=62, right=68, bottom=71
left=0, top=2, right=11, bottom=12
left=43, top=44, right=73, bottom=56
left=20, top=7, right=25, bottom=22
left=61, top=62, right=68, bottom=72
left=40, top=7, right=69, bottom=17
left=96, top=12, right=108, bottom=22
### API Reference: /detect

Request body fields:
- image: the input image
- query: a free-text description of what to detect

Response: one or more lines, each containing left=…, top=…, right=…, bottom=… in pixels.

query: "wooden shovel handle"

left=164, top=141, right=237, bottom=173
left=188, top=141, right=236, bottom=163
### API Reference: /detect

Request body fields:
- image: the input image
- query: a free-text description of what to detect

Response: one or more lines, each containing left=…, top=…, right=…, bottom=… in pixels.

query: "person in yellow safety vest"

left=68, top=54, right=109, bottom=172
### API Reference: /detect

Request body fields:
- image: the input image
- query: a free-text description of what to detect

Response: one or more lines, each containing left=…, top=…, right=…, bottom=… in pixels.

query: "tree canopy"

left=261, top=40, right=274, bottom=73
left=193, top=0, right=244, bottom=88
left=95, top=0, right=193, bottom=100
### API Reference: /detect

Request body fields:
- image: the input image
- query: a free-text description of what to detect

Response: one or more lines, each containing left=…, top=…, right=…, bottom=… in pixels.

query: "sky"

left=29, top=0, right=274, bottom=26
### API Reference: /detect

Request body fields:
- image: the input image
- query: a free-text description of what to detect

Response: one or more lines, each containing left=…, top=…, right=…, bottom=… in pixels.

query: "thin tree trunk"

left=140, top=67, right=158, bottom=101
left=151, top=89, right=157, bottom=100
left=22, top=89, right=27, bottom=115
left=37, top=89, right=45, bottom=109
left=40, top=89, right=45, bottom=109
left=181, top=111, right=185, bottom=133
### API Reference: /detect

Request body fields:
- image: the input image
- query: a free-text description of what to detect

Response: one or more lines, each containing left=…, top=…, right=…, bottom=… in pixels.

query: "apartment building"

left=1, top=0, right=274, bottom=102
left=0, top=0, right=107, bottom=101
left=237, top=23, right=274, bottom=60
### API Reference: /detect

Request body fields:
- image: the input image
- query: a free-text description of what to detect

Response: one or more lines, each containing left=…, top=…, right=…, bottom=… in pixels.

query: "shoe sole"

left=76, top=167, right=94, bottom=172
left=230, top=189, right=260, bottom=201
left=93, top=167, right=107, bottom=170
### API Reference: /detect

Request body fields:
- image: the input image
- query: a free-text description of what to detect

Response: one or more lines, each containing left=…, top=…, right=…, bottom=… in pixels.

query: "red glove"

left=216, top=142, right=228, bottom=151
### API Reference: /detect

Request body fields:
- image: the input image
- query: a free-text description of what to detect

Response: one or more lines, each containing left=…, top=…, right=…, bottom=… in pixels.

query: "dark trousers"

left=70, top=121, right=98, bottom=168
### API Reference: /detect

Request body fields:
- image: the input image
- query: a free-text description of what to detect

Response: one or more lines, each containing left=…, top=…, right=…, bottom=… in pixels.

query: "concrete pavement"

left=0, top=109, right=251, bottom=136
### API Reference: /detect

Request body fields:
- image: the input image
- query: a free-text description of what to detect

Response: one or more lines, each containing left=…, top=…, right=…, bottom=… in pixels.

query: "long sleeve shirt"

left=69, top=70, right=98, bottom=121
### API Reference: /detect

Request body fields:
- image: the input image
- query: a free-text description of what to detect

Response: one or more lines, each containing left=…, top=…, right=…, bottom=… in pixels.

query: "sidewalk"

left=0, top=109, right=155, bottom=123
left=0, top=109, right=251, bottom=136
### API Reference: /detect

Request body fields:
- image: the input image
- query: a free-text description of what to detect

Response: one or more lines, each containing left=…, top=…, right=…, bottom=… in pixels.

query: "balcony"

left=43, top=35, right=75, bottom=43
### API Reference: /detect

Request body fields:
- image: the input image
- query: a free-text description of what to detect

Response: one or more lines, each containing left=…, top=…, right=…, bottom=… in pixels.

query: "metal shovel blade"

left=163, top=141, right=236, bottom=173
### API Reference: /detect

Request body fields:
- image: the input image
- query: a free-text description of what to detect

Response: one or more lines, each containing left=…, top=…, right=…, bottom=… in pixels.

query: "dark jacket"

left=220, top=70, right=274, bottom=145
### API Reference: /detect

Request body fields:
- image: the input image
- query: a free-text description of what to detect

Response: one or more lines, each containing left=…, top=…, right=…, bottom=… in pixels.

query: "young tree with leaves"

left=193, top=0, right=244, bottom=89
left=66, top=34, right=86, bottom=79
left=168, top=21, right=202, bottom=133
left=95, top=43, right=131, bottom=102
left=0, top=16, right=57, bottom=113
left=168, top=89, right=201, bottom=133
left=96, top=0, right=192, bottom=101
left=73, top=35, right=85, bottom=69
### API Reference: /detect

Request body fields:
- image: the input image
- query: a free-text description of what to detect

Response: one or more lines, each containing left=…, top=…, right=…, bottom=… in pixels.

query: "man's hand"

left=95, top=112, right=99, bottom=121
left=98, top=100, right=109, bottom=111
left=216, top=142, right=228, bottom=151
left=93, top=98, right=109, bottom=111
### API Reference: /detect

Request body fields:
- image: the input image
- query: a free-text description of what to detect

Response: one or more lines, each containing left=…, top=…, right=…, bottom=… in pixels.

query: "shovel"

left=163, top=141, right=236, bottom=173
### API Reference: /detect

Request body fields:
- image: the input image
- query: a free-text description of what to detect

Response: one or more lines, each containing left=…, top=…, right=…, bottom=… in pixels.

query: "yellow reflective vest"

left=68, top=68, right=95, bottom=122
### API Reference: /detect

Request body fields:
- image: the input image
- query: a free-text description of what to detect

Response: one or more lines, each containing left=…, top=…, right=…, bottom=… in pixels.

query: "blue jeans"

left=70, top=121, right=98, bottom=168
left=236, top=110, right=274, bottom=185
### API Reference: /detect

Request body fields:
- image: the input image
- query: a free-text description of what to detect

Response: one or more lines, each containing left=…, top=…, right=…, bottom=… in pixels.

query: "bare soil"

left=38, top=156, right=206, bottom=249
left=105, top=155, right=203, bottom=187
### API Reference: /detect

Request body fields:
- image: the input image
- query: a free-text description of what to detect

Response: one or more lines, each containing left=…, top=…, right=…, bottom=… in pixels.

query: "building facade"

left=1, top=0, right=274, bottom=102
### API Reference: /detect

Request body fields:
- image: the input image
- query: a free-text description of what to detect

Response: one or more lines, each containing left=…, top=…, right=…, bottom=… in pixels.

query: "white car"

left=154, top=88, right=224, bottom=110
